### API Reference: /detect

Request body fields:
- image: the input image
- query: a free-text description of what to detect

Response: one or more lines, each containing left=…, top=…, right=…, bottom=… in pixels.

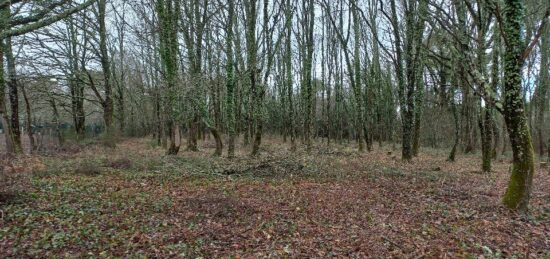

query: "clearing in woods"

left=0, top=137, right=549, bottom=257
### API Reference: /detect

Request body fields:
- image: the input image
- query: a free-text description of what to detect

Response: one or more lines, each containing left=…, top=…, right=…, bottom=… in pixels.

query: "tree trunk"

left=156, top=0, right=181, bottom=154
left=491, top=27, right=501, bottom=160
left=49, top=96, right=64, bottom=146
left=225, top=0, right=236, bottom=158
left=301, top=0, right=315, bottom=152
left=209, top=125, right=223, bottom=156
left=21, top=85, right=35, bottom=152
left=403, top=0, right=428, bottom=160
left=448, top=104, right=460, bottom=161
left=501, top=0, right=536, bottom=212
left=534, top=16, right=549, bottom=157
left=67, top=16, right=86, bottom=139
left=285, top=0, right=296, bottom=152
left=245, top=0, right=261, bottom=156
left=412, top=69, right=424, bottom=157
left=187, top=116, right=199, bottom=151
left=5, top=37, right=21, bottom=153
left=166, top=123, right=181, bottom=155
left=352, top=2, right=365, bottom=153
left=480, top=106, right=492, bottom=172
left=98, top=0, right=115, bottom=140
left=0, top=32, right=16, bottom=154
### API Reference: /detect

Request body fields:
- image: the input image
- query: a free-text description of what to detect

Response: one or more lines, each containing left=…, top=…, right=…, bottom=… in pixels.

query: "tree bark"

left=225, top=0, right=236, bottom=158
left=534, top=15, right=549, bottom=157
left=20, top=84, right=35, bottom=152
left=98, top=0, right=115, bottom=141
left=5, top=37, right=21, bottom=153
left=501, top=0, right=536, bottom=212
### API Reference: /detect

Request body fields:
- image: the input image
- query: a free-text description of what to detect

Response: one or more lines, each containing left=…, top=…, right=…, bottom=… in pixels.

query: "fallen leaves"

left=0, top=137, right=548, bottom=257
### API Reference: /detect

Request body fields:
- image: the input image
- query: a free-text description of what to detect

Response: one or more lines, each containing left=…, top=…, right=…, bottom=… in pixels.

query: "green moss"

left=503, top=165, right=526, bottom=209
left=500, top=0, right=536, bottom=212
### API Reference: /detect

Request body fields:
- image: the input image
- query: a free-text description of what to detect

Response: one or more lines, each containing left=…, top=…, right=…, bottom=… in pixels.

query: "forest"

left=0, top=0, right=549, bottom=257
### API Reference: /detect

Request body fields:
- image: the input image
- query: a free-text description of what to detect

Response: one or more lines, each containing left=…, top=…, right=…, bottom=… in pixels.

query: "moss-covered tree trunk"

left=5, top=37, right=22, bottom=153
left=534, top=14, right=549, bottom=157
left=476, top=6, right=492, bottom=173
left=403, top=0, right=428, bottom=160
left=225, top=0, right=236, bottom=158
left=369, top=3, right=383, bottom=148
left=412, top=66, right=424, bottom=157
left=67, top=17, right=86, bottom=139
left=301, top=0, right=315, bottom=152
left=410, top=0, right=428, bottom=157
left=244, top=0, right=261, bottom=156
left=351, top=1, right=366, bottom=153
left=247, top=0, right=271, bottom=155
left=285, top=0, right=296, bottom=152
left=453, top=0, right=475, bottom=155
left=388, top=0, right=406, bottom=158
left=0, top=6, right=15, bottom=154
left=501, top=0, right=536, bottom=211
left=480, top=106, right=493, bottom=172
left=156, top=0, right=181, bottom=155
left=98, top=0, right=115, bottom=142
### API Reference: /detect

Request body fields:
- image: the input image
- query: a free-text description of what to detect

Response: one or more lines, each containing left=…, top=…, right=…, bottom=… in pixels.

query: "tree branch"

left=1, top=0, right=97, bottom=39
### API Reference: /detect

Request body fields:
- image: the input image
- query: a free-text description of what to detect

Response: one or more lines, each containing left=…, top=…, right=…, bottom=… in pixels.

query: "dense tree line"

left=0, top=0, right=548, bottom=212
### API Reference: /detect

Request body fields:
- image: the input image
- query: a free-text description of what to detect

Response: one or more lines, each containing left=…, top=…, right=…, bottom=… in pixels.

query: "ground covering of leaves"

left=0, top=137, right=549, bottom=258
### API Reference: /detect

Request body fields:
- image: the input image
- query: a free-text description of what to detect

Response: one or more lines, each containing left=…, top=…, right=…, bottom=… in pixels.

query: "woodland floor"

left=0, top=136, right=549, bottom=258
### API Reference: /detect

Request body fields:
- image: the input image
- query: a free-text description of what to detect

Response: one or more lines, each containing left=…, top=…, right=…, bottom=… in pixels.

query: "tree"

left=0, top=0, right=96, bottom=154
left=5, top=36, right=21, bottom=152
left=225, top=0, right=237, bottom=158
left=500, top=0, right=548, bottom=211
left=244, top=0, right=260, bottom=156
left=285, top=0, right=296, bottom=152
left=387, top=0, right=428, bottom=160
left=533, top=8, right=549, bottom=157
left=299, top=0, right=315, bottom=152
left=156, top=0, right=181, bottom=155
left=98, top=0, right=115, bottom=141
left=181, top=0, right=208, bottom=152
left=322, top=0, right=367, bottom=152
left=351, top=0, right=366, bottom=152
